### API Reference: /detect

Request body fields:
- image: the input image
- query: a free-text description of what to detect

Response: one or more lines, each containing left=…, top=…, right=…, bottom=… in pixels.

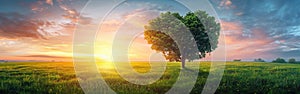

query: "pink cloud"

left=220, top=20, right=277, bottom=60
left=218, top=0, right=235, bottom=9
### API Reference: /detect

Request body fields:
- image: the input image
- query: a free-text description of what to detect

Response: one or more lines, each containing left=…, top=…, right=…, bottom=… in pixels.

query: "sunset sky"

left=0, top=0, right=299, bottom=62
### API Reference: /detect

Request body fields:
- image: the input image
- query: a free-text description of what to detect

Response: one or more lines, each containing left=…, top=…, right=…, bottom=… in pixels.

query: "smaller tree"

left=272, top=58, right=286, bottom=63
left=254, top=58, right=265, bottom=62
left=288, top=58, right=296, bottom=63
left=233, top=59, right=241, bottom=62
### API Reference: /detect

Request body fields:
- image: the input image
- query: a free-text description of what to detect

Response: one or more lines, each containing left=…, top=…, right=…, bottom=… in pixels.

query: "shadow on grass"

left=182, top=67, right=198, bottom=72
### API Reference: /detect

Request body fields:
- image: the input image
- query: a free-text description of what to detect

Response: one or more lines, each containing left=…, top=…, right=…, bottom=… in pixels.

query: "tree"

left=233, top=59, right=241, bottom=62
left=272, top=58, right=286, bottom=63
left=254, top=58, right=265, bottom=62
left=288, top=58, right=296, bottom=63
left=144, top=10, right=220, bottom=68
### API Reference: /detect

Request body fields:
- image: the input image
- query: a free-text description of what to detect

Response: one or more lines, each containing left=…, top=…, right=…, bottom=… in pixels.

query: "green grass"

left=0, top=62, right=300, bottom=94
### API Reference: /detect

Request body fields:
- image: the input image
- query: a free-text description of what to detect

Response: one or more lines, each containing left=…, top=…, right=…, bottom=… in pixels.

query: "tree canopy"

left=288, top=58, right=296, bottom=63
left=144, top=10, right=220, bottom=68
left=254, top=58, right=265, bottom=62
left=272, top=58, right=286, bottom=63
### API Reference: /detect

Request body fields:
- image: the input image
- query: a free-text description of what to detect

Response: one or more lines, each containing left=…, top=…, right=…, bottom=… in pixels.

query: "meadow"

left=0, top=61, right=300, bottom=94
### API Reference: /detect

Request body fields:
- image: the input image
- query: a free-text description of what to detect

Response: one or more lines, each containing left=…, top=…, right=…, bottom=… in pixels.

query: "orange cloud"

left=46, top=0, right=53, bottom=6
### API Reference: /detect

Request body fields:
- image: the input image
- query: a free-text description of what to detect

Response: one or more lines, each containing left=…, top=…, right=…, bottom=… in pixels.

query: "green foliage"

left=288, top=58, right=296, bottom=63
left=254, top=58, right=265, bottom=62
left=144, top=10, right=220, bottom=62
left=144, top=30, right=180, bottom=61
left=272, top=58, right=286, bottom=63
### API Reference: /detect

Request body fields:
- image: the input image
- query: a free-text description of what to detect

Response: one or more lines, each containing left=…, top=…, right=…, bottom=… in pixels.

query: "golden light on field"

left=96, top=62, right=115, bottom=69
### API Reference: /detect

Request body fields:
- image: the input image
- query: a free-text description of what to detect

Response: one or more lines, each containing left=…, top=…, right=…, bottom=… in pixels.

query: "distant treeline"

left=270, top=58, right=299, bottom=64
left=233, top=58, right=300, bottom=64
left=0, top=60, right=8, bottom=63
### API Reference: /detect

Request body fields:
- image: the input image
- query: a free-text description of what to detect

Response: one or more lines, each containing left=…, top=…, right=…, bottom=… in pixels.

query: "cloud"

left=216, top=0, right=234, bottom=9
left=0, top=0, right=93, bottom=61
left=59, top=4, right=93, bottom=25
left=220, top=0, right=232, bottom=7
left=100, top=8, right=160, bottom=32
left=0, top=13, right=54, bottom=39
left=30, top=1, right=47, bottom=12
left=102, top=19, right=122, bottom=26
left=220, top=20, right=277, bottom=60
left=30, top=0, right=93, bottom=36
left=0, top=38, right=44, bottom=57
left=122, top=8, right=146, bottom=20
left=221, top=21, right=243, bottom=36
left=30, top=0, right=92, bottom=25
left=210, top=0, right=300, bottom=60
left=46, top=0, right=53, bottom=6
left=120, top=2, right=173, bottom=20
left=21, top=55, right=70, bottom=59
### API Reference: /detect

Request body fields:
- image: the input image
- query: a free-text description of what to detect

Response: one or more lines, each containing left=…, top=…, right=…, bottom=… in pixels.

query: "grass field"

left=0, top=61, right=300, bottom=94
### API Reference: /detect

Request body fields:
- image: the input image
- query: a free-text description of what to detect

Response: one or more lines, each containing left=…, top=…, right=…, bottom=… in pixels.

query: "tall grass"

left=0, top=62, right=299, bottom=93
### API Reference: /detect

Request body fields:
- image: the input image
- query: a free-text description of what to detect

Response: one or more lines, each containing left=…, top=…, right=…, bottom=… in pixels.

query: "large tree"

left=144, top=10, right=220, bottom=68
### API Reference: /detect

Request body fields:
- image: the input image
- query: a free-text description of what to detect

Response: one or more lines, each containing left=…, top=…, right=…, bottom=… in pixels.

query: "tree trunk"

left=181, top=56, right=186, bottom=68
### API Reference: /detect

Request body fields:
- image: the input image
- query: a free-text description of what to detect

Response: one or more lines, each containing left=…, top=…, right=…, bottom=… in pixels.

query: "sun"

left=98, top=54, right=112, bottom=62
